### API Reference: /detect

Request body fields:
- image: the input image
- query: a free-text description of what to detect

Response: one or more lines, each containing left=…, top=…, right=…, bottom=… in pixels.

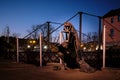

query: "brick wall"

left=103, top=15, right=120, bottom=46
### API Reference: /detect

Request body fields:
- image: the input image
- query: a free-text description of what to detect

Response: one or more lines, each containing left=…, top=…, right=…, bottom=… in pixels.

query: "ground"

left=0, top=58, right=120, bottom=80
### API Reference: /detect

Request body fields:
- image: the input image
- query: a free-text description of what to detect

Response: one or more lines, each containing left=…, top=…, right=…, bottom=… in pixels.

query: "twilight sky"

left=0, top=0, right=120, bottom=38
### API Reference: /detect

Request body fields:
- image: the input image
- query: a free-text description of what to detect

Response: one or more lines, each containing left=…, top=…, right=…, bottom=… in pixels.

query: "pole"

left=79, top=12, right=82, bottom=46
left=98, top=17, right=101, bottom=51
left=97, top=16, right=102, bottom=70
left=60, top=32, right=62, bottom=44
left=47, top=21, right=50, bottom=48
left=16, top=38, right=19, bottom=63
left=39, top=33, right=42, bottom=67
left=103, top=25, right=106, bottom=69
left=59, top=32, right=62, bottom=64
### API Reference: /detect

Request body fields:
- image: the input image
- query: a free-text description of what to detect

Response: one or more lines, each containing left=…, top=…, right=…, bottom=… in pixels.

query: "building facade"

left=102, top=8, right=120, bottom=46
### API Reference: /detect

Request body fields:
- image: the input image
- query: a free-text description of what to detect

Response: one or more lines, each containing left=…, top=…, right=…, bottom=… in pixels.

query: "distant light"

left=100, top=45, right=103, bottom=50
left=33, top=40, right=36, bottom=44
left=80, top=44, right=84, bottom=47
left=34, top=46, right=37, bottom=49
left=27, top=45, right=31, bottom=48
left=96, top=45, right=103, bottom=50
left=44, top=45, right=47, bottom=49
left=83, top=47, right=86, bottom=51
left=96, top=45, right=98, bottom=50
left=29, top=40, right=36, bottom=44
left=29, top=41, right=32, bottom=43
left=91, top=45, right=93, bottom=47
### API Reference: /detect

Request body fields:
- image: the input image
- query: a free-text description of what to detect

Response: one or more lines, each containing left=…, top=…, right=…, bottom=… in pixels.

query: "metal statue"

left=57, top=22, right=96, bottom=72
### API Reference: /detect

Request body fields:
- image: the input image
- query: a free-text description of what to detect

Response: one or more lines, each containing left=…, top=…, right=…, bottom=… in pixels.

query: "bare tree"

left=27, top=25, right=39, bottom=39
left=2, top=25, right=10, bottom=37
left=39, top=23, right=54, bottom=42
left=1, top=25, right=11, bottom=44
left=37, top=24, right=48, bottom=39
left=12, top=33, right=21, bottom=38
left=91, top=32, right=98, bottom=42
left=86, top=32, right=98, bottom=42
left=26, top=22, right=55, bottom=42
left=82, top=32, right=99, bottom=51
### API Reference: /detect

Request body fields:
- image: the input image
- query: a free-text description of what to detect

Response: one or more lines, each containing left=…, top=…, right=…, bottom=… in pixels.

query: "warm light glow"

left=91, top=45, right=93, bottom=47
left=83, top=47, right=86, bottom=51
left=27, top=45, right=30, bottom=48
left=100, top=45, right=103, bottom=50
left=29, top=40, right=32, bottom=43
left=33, top=40, right=36, bottom=44
left=29, top=40, right=36, bottom=44
left=44, top=45, right=47, bottom=49
left=96, top=45, right=98, bottom=50
left=34, top=46, right=37, bottom=49
left=81, top=44, right=84, bottom=47
left=96, top=45, right=103, bottom=50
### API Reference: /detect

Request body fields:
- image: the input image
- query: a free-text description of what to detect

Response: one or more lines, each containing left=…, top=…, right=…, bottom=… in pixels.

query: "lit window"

left=111, top=17, right=114, bottom=23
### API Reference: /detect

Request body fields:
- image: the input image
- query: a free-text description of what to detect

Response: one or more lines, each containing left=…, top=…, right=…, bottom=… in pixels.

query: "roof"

left=103, top=8, right=120, bottom=18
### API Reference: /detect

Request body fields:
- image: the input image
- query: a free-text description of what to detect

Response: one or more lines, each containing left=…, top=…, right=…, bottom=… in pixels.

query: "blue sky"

left=0, top=0, right=120, bottom=38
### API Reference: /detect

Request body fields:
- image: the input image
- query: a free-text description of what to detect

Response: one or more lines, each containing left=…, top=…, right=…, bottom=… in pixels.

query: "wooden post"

left=103, top=25, right=106, bottom=69
left=39, top=33, right=42, bottom=67
left=59, top=32, right=62, bottom=64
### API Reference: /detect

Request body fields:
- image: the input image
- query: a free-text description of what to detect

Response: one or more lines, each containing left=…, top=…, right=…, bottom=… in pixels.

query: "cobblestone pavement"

left=0, top=59, right=120, bottom=80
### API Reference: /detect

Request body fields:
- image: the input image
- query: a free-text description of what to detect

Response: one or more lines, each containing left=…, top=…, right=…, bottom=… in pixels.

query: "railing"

left=80, top=50, right=102, bottom=69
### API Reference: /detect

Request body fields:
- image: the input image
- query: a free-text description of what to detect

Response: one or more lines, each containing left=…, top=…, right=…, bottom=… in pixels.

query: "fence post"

left=103, top=25, right=106, bottom=69
left=16, top=37, right=19, bottom=63
left=59, top=32, right=62, bottom=64
left=39, top=33, right=42, bottom=67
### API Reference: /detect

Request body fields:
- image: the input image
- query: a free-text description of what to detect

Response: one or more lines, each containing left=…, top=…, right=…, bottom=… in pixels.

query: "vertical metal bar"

left=98, top=17, right=101, bottom=51
left=97, top=16, right=102, bottom=70
left=39, top=33, right=42, bottom=67
left=16, top=38, right=19, bottom=63
left=47, top=22, right=50, bottom=53
left=47, top=21, right=50, bottom=42
left=103, top=25, right=106, bottom=69
left=79, top=12, right=82, bottom=46
left=78, top=12, right=83, bottom=60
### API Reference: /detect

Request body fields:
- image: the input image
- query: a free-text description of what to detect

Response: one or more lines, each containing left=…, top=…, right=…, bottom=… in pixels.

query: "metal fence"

left=106, top=46, right=120, bottom=68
